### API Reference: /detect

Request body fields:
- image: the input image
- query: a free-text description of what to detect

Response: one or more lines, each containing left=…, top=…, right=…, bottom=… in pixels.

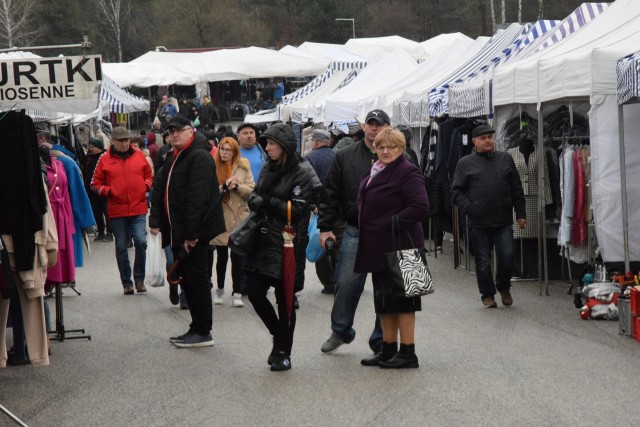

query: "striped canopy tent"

left=617, top=50, right=640, bottom=105
left=279, top=60, right=370, bottom=123
left=447, top=20, right=560, bottom=118
left=397, top=23, right=525, bottom=127
left=100, top=75, right=150, bottom=113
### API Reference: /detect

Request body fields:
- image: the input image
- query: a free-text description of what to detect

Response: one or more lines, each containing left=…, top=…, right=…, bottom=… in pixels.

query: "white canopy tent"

left=420, top=33, right=473, bottom=57
left=362, top=37, right=487, bottom=123
left=320, top=50, right=418, bottom=124
left=279, top=61, right=370, bottom=123
left=297, top=42, right=343, bottom=57
left=491, top=0, right=640, bottom=263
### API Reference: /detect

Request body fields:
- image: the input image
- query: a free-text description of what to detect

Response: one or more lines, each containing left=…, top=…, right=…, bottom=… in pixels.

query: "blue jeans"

left=330, top=226, right=383, bottom=352
left=110, top=215, right=147, bottom=287
left=469, top=224, right=514, bottom=298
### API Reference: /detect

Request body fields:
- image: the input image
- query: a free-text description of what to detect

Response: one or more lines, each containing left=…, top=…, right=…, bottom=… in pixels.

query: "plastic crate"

left=634, top=317, right=640, bottom=342
left=618, top=298, right=631, bottom=336
left=631, top=287, right=640, bottom=316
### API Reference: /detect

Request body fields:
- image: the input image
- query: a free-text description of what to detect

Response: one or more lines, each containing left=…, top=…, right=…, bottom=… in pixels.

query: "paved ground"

left=1, top=237, right=639, bottom=427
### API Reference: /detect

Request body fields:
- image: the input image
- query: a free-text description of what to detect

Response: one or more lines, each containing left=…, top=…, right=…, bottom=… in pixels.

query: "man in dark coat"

left=318, top=109, right=391, bottom=358
left=149, top=115, right=225, bottom=348
left=83, top=138, right=112, bottom=241
left=451, top=125, right=527, bottom=309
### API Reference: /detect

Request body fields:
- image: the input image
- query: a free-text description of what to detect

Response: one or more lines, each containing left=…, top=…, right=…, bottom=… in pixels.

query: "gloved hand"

left=249, top=193, right=270, bottom=212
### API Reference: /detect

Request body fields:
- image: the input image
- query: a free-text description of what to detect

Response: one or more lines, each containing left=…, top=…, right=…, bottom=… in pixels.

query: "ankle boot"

left=361, top=342, right=398, bottom=366
left=379, top=343, right=419, bottom=369
left=267, top=337, right=279, bottom=365
left=270, top=351, right=292, bottom=371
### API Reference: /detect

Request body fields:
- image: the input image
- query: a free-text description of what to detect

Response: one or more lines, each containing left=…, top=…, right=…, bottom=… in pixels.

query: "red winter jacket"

left=91, top=146, right=153, bottom=219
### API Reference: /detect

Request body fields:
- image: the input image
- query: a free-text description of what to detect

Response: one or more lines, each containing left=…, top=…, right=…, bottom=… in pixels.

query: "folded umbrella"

left=282, top=201, right=296, bottom=323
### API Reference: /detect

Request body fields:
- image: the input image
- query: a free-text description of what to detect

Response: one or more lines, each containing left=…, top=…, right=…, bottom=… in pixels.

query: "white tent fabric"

left=297, top=42, right=343, bottom=57
left=420, top=33, right=473, bottom=57
left=321, top=50, right=418, bottom=124
left=617, top=50, right=640, bottom=105
left=492, top=0, right=640, bottom=106
left=279, top=61, right=370, bottom=123
left=363, top=37, right=488, bottom=123
left=279, top=45, right=319, bottom=59
left=343, top=36, right=428, bottom=61
left=105, top=48, right=328, bottom=87
left=447, top=20, right=559, bottom=118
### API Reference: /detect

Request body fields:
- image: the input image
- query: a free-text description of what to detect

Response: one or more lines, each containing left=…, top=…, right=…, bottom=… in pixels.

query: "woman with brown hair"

left=211, top=137, right=255, bottom=307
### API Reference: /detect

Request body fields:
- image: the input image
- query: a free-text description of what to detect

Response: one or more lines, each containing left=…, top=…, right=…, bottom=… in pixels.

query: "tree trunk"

left=501, top=0, right=505, bottom=24
left=489, top=0, right=496, bottom=32
left=518, top=0, right=522, bottom=23
left=538, top=0, right=544, bottom=19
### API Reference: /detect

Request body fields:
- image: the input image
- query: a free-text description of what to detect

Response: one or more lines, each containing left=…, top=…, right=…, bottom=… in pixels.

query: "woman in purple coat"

left=354, top=128, right=429, bottom=369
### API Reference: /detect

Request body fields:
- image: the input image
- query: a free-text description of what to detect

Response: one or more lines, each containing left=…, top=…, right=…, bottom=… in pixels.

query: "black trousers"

left=247, top=271, right=296, bottom=355
left=173, top=242, right=212, bottom=335
left=215, top=245, right=244, bottom=294
left=88, top=192, right=111, bottom=234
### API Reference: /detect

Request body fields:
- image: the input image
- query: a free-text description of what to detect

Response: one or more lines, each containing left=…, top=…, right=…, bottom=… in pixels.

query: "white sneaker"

left=214, top=288, right=224, bottom=305
left=232, top=293, right=244, bottom=307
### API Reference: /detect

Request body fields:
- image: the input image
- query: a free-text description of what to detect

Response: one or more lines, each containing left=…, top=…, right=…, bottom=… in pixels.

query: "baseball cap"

left=365, top=109, right=390, bottom=125
left=166, top=115, right=192, bottom=130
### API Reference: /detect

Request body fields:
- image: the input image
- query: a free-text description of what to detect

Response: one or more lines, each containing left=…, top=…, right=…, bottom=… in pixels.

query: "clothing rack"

left=48, top=282, right=91, bottom=342
left=0, top=403, right=28, bottom=427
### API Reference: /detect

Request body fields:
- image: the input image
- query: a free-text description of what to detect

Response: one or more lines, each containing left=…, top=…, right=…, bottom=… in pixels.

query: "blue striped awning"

left=617, top=51, right=640, bottom=105
left=100, top=76, right=150, bottom=114
left=447, top=20, right=559, bottom=118
left=532, top=3, right=609, bottom=54
left=282, top=61, right=369, bottom=105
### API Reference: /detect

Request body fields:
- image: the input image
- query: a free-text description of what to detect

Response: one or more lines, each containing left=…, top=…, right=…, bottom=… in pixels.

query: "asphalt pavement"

left=1, top=236, right=639, bottom=427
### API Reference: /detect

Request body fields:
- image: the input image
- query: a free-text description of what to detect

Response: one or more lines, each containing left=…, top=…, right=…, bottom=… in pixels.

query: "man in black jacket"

left=317, top=109, right=389, bottom=359
left=149, top=115, right=225, bottom=347
left=451, top=125, right=526, bottom=309
left=83, top=138, right=112, bottom=242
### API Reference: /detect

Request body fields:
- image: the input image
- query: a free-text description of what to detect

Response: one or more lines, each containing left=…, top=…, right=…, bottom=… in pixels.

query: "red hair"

left=215, top=137, right=240, bottom=202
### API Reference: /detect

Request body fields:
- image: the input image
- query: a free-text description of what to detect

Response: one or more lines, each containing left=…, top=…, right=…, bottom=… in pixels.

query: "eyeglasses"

left=167, top=127, right=192, bottom=135
left=219, top=148, right=232, bottom=153
left=114, top=138, right=130, bottom=143
left=375, top=145, right=399, bottom=152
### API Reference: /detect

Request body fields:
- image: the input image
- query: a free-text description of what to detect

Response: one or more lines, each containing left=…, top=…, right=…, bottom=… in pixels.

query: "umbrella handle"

left=287, top=200, right=292, bottom=227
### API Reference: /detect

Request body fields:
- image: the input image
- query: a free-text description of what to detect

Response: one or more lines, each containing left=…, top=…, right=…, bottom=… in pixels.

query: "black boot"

left=267, top=338, right=279, bottom=365
left=360, top=342, right=397, bottom=366
left=270, top=351, right=291, bottom=371
left=379, top=343, right=419, bottom=369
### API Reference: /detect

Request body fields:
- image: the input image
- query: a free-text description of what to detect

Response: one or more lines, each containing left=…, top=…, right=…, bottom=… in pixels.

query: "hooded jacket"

left=243, top=124, right=313, bottom=286
left=149, top=132, right=225, bottom=248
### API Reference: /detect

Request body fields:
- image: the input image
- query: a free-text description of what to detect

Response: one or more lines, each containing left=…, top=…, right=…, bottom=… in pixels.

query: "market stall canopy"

left=420, top=33, right=474, bottom=57
left=278, top=61, right=370, bottom=123
left=297, top=42, right=343, bottom=57
left=320, top=49, right=418, bottom=124
left=100, top=75, right=149, bottom=113
left=492, top=0, right=640, bottom=106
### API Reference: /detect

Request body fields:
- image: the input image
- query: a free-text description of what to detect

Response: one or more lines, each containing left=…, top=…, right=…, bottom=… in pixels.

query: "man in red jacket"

left=92, top=127, right=153, bottom=295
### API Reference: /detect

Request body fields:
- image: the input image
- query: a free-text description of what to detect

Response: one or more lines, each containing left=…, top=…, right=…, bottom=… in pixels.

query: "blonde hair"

left=372, top=128, right=406, bottom=151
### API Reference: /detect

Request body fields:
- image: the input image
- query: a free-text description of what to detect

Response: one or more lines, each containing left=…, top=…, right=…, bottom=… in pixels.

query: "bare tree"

left=538, top=0, right=544, bottom=19
left=518, top=0, right=522, bottom=23
left=0, top=0, right=44, bottom=48
left=501, top=0, right=506, bottom=24
left=489, top=0, right=496, bottom=32
left=95, top=0, right=130, bottom=62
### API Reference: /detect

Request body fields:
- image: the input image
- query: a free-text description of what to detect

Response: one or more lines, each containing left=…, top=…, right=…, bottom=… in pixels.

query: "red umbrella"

left=282, top=201, right=296, bottom=322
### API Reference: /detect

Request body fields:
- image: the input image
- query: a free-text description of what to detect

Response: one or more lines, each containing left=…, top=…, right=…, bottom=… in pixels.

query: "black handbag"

left=384, top=216, right=434, bottom=297
left=228, top=211, right=264, bottom=256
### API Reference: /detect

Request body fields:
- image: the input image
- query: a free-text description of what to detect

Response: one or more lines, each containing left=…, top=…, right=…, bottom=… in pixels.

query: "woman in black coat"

left=243, top=123, right=314, bottom=371
left=354, top=128, right=429, bottom=369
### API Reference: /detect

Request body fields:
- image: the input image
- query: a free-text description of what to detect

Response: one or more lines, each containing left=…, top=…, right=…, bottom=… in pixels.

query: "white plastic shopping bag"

left=145, top=232, right=165, bottom=287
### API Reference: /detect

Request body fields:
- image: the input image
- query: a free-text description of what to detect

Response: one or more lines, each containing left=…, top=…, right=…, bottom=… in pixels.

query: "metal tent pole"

left=618, top=104, right=630, bottom=273
left=0, top=403, right=29, bottom=426
left=537, top=106, right=549, bottom=295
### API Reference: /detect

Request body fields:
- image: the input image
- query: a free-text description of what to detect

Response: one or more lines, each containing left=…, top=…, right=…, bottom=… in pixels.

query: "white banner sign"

left=0, top=55, right=102, bottom=115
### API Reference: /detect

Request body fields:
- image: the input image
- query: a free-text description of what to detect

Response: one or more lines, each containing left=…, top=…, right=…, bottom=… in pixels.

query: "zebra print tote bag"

left=384, top=216, right=434, bottom=297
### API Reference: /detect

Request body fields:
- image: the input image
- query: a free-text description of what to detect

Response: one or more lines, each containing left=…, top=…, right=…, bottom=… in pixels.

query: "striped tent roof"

left=398, top=23, right=525, bottom=126
left=281, top=61, right=370, bottom=105
left=100, top=75, right=150, bottom=114
left=446, top=20, right=559, bottom=118
left=617, top=50, right=640, bottom=105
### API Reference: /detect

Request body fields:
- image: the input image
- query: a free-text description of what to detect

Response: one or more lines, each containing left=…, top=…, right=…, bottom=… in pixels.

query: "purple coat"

left=354, top=155, right=429, bottom=273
